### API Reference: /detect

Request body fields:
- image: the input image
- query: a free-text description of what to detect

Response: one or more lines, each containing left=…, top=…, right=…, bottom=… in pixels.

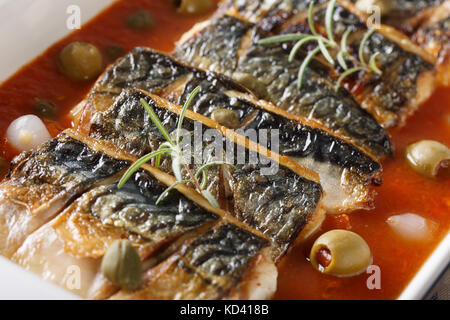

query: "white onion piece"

left=6, top=115, right=51, bottom=151
left=386, top=213, right=438, bottom=242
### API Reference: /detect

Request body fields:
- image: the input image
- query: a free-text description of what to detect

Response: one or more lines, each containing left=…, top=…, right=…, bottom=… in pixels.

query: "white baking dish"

left=0, top=0, right=448, bottom=300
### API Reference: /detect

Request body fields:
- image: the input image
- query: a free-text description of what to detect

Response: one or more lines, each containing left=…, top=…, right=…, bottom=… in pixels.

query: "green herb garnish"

left=117, top=86, right=235, bottom=208
left=258, top=0, right=382, bottom=91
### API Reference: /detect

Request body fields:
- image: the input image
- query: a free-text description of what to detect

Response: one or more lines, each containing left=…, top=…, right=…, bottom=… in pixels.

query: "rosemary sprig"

left=117, top=86, right=234, bottom=208
left=257, top=0, right=383, bottom=91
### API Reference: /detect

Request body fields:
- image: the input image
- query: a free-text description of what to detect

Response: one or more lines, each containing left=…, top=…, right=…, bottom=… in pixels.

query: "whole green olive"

left=175, top=0, right=214, bottom=15
left=101, top=239, right=142, bottom=291
left=34, top=100, right=57, bottom=119
left=126, top=10, right=154, bottom=30
left=310, top=230, right=372, bottom=277
left=211, top=108, right=240, bottom=129
left=58, top=42, right=103, bottom=81
left=406, top=140, right=450, bottom=178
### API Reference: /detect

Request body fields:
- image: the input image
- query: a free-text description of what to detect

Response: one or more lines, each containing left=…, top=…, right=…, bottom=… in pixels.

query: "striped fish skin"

left=82, top=48, right=384, bottom=213
left=303, top=2, right=436, bottom=126
left=86, top=89, right=324, bottom=260
left=173, top=15, right=392, bottom=157
left=0, top=134, right=128, bottom=258
left=12, top=164, right=219, bottom=299
left=350, top=0, right=446, bottom=33
left=71, top=169, right=219, bottom=243
left=111, top=223, right=275, bottom=300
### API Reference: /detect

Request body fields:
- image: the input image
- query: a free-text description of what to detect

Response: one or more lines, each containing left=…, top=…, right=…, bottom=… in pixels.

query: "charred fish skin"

left=112, top=223, right=273, bottom=300
left=0, top=133, right=129, bottom=257
left=87, top=89, right=323, bottom=260
left=173, top=14, right=393, bottom=158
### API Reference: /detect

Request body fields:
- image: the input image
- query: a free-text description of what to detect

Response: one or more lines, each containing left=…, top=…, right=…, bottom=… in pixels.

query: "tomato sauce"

left=0, top=0, right=448, bottom=300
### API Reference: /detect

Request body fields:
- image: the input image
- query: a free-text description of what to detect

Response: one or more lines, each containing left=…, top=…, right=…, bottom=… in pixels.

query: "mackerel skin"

left=87, top=89, right=323, bottom=260
left=111, top=223, right=273, bottom=300
left=173, top=15, right=392, bottom=157
left=83, top=48, right=383, bottom=213
left=12, top=166, right=219, bottom=299
left=0, top=133, right=128, bottom=257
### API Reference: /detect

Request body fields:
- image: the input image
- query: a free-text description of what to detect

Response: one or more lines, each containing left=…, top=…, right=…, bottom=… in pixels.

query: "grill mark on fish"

left=111, top=223, right=274, bottom=300
left=173, top=14, right=392, bottom=157
left=84, top=89, right=323, bottom=260
left=0, top=133, right=128, bottom=257
left=77, top=47, right=383, bottom=213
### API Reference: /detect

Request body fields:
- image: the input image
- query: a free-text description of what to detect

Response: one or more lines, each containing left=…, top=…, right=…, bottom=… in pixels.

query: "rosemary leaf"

left=308, top=1, right=318, bottom=37
left=194, top=161, right=236, bottom=189
left=325, top=0, right=337, bottom=43
left=337, top=51, right=348, bottom=70
left=359, top=28, right=376, bottom=65
left=334, top=66, right=364, bottom=92
left=117, top=149, right=170, bottom=189
left=288, top=35, right=320, bottom=62
left=257, top=34, right=307, bottom=46
left=298, top=47, right=321, bottom=90
left=201, top=190, right=220, bottom=209
left=369, top=52, right=382, bottom=75
left=177, top=85, right=200, bottom=144
left=156, top=180, right=192, bottom=205
left=140, top=98, right=174, bottom=146
left=340, top=28, right=352, bottom=54
left=318, top=38, right=335, bottom=65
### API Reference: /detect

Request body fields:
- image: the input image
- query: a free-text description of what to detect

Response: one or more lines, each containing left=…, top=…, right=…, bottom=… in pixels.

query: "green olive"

left=406, top=140, right=450, bottom=178
left=34, top=100, right=57, bottom=119
left=101, top=239, right=142, bottom=291
left=175, top=0, right=214, bottom=15
left=126, top=10, right=154, bottom=30
left=105, top=45, right=125, bottom=61
left=211, top=108, right=240, bottom=129
left=58, top=42, right=103, bottom=81
left=310, top=230, right=372, bottom=277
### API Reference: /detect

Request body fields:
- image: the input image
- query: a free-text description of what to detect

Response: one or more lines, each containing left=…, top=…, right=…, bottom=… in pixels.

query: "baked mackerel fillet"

left=83, top=89, right=325, bottom=260
left=74, top=48, right=383, bottom=214
left=175, top=0, right=436, bottom=128
left=111, top=223, right=276, bottom=300
left=8, top=130, right=277, bottom=300
left=351, top=0, right=450, bottom=86
left=0, top=133, right=128, bottom=258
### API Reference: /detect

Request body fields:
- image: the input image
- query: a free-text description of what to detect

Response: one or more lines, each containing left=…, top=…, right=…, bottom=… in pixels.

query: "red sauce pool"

left=0, top=0, right=449, bottom=300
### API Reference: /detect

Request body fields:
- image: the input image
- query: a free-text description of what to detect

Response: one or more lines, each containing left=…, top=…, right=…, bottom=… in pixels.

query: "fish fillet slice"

left=111, top=223, right=276, bottom=300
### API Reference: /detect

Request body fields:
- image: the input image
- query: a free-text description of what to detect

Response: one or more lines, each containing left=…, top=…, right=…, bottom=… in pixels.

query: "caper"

left=126, top=10, right=154, bottom=30
left=175, top=0, right=214, bottom=15
left=211, top=109, right=240, bottom=129
left=34, top=100, right=57, bottom=119
left=105, top=45, right=125, bottom=61
left=310, top=230, right=372, bottom=277
left=58, top=42, right=103, bottom=81
left=101, top=239, right=142, bottom=291
left=406, top=140, right=450, bottom=178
